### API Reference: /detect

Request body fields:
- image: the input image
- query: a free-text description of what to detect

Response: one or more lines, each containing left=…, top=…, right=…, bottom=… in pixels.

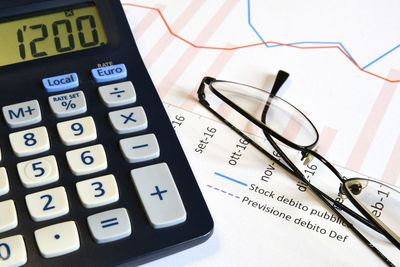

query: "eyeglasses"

left=197, top=71, right=400, bottom=266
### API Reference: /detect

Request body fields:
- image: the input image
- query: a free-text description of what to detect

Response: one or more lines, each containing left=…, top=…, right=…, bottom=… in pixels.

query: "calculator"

left=0, top=0, right=213, bottom=266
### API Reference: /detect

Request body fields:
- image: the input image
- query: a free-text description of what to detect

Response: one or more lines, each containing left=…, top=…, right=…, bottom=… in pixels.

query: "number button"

left=25, top=187, right=69, bottom=222
left=9, top=126, right=50, bottom=157
left=34, top=221, right=80, bottom=258
left=66, top=144, right=107, bottom=176
left=17, top=155, right=59, bottom=188
left=0, top=200, right=18, bottom=234
left=0, top=235, right=27, bottom=267
left=0, top=167, right=9, bottom=196
left=57, top=116, right=97, bottom=146
left=76, top=175, right=119, bottom=208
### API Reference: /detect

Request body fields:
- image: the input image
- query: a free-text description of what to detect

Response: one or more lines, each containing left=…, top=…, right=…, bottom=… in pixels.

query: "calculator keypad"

left=0, top=64, right=191, bottom=266
left=9, top=126, right=50, bottom=157
left=34, top=221, right=80, bottom=258
left=25, top=186, right=69, bottom=222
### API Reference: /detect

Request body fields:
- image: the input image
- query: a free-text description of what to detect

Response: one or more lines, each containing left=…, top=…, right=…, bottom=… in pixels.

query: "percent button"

left=48, top=90, right=87, bottom=118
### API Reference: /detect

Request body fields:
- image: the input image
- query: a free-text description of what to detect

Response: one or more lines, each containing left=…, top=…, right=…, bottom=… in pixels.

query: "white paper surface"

left=121, top=0, right=400, bottom=265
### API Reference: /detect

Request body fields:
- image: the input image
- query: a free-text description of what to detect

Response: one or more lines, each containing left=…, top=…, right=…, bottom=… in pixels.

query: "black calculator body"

left=0, top=0, right=213, bottom=266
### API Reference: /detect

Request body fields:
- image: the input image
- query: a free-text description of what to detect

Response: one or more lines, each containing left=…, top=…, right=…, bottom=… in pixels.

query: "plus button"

left=150, top=186, right=168, bottom=200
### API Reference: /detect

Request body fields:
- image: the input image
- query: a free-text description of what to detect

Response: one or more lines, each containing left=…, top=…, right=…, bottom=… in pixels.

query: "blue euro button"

left=91, top=64, right=127, bottom=83
left=42, top=73, right=79, bottom=93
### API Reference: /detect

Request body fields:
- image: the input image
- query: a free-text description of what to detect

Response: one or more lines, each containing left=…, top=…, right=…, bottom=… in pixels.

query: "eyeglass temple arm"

left=270, top=70, right=290, bottom=96
left=197, top=76, right=216, bottom=107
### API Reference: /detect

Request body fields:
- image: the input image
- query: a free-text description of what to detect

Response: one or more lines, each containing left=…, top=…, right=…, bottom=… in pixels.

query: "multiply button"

left=131, top=163, right=186, bottom=229
left=2, top=100, right=41, bottom=128
left=108, top=106, right=147, bottom=134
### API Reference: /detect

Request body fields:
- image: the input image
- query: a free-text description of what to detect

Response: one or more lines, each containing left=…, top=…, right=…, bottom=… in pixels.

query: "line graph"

left=122, top=2, right=400, bottom=83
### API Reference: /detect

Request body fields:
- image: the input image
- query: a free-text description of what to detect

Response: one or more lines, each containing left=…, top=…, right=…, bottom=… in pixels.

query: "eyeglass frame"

left=197, top=72, right=398, bottom=266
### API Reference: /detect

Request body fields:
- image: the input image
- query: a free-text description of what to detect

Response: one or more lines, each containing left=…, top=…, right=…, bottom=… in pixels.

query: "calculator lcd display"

left=0, top=3, right=108, bottom=67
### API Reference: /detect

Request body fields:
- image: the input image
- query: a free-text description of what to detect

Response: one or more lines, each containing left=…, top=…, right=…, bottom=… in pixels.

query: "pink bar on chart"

left=144, top=0, right=206, bottom=68
left=345, top=69, right=400, bottom=172
left=382, top=135, right=400, bottom=185
left=132, top=4, right=165, bottom=40
left=181, top=45, right=236, bottom=112
left=157, top=0, right=240, bottom=99
left=318, top=126, right=338, bottom=157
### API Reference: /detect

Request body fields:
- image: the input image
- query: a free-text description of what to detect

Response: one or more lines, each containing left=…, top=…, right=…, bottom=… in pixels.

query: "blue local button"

left=91, top=64, right=127, bottom=83
left=42, top=73, right=79, bottom=93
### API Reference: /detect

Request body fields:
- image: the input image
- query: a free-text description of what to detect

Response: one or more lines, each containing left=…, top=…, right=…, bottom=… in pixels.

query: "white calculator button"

left=0, top=235, right=27, bottom=267
left=0, top=167, right=10, bottom=196
left=119, top=134, right=160, bottom=163
left=57, top=116, right=97, bottom=146
left=25, top=186, right=69, bottom=222
left=76, top=174, right=119, bottom=208
left=17, top=155, right=59, bottom=188
left=87, top=208, right=131, bottom=244
left=66, top=144, right=107, bottom=176
left=48, top=90, right=87, bottom=118
left=108, top=106, right=147, bottom=134
left=99, top=81, right=136, bottom=107
left=0, top=200, right=18, bottom=234
left=9, top=126, right=50, bottom=157
left=131, top=163, right=186, bottom=229
left=2, top=100, right=41, bottom=129
left=34, top=221, right=80, bottom=258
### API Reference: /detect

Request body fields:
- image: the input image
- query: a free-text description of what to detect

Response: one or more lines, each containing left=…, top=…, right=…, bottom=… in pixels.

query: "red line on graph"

left=129, top=4, right=165, bottom=40
left=154, top=0, right=240, bottom=99
left=182, top=44, right=236, bottom=112
left=122, top=2, right=400, bottom=83
left=143, top=0, right=206, bottom=69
